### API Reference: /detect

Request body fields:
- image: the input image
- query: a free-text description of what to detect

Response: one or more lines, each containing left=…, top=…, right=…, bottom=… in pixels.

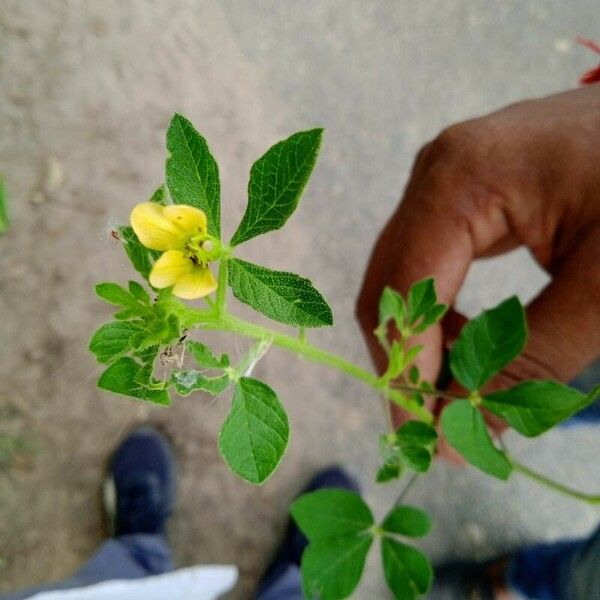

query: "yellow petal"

left=172, top=267, right=217, bottom=300
left=130, top=203, right=188, bottom=251
left=163, top=205, right=207, bottom=235
left=149, top=250, right=193, bottom=289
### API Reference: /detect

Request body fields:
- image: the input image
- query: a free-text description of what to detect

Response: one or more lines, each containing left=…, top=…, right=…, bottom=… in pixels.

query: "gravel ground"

left=1, top=1, right=598, bottom=597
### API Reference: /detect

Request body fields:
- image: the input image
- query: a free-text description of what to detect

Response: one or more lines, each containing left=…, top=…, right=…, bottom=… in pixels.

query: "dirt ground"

left=1, top=2, right=599, bottom=598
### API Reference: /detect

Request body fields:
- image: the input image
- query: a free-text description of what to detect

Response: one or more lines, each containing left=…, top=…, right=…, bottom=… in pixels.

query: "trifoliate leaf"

left=441, top=400, right=512, bottom=480
left=228, top=258, right=333, bottom=328
left=218, top=377, right=289, bottom=485
left=449, top=296, right=527, bottom=391
left=230, top=129, right=323, bottom=246
left=166, top=114, right=221, bottom=238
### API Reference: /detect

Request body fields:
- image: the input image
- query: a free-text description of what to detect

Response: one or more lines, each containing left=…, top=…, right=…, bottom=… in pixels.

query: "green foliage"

left=0, top=175, right=8, bottom=234
left=381, top=538, right=433, bottom=600
left=483, top=380, right=593, bottom=437
left=379, top=287, right=406, bottom=329
left=230, top=129, right=323, bottom=246
left=149, top=184, right=166, bottom=205
left=381, top=342, right=423, bottom=383
left=187, top=340, right=230, bottom=369
left=95, top=282, right=149, bottom=319
left=382, top=505, right=432, bottom=537
left=89, top=321, right=142, bottom=364
left=290, top=490, right=374, bottom=539
left=90, top=114, right=600, bottom=600
left=377, top=422, right=438, bottom=482
left=407, top=278, right=435, bottom=324
left=450, top=297, right=527, bottom=391
left=166, top=114, right=221, bottom=238
left=218, top=377, right=289, bottom=484
left=118, top=226, right=160, bottom=280
left=302, top=535, right=373, bottom=600
left=441, top=400, right=512, bottom=480
left=291, top=489, right=374, bottom=599
left=171, top=370, right=230, bottom=396
left=376, top=280, right=446, bottom=348
left=228, top=258, right=333, bottom=328
left=98, top=357, right=169, bottom=405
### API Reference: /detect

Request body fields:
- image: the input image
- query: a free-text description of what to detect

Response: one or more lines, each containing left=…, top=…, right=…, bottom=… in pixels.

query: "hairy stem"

left=197, top=311, right=433, bottom=423
left=510, top=457, right=600, bottom=505
left=215, top=259, right=228, bottom=316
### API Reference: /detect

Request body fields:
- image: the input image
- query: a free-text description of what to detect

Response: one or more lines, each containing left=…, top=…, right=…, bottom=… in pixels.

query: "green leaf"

left=187, top=341, right=229, bottom=369
left=89, top=321, right=142, bottom=364
left=98, top=357, right=170, bottom=405
left=0, top=175, right=8, bottom=234
left=400, top=445, right=432, bottom=473
left=290, top=490, right=374, bottom=541
left=413, top=303, right=448, bottom=334
left=409, top=365, right=420, bottom=384
left=95, top=282, right=136, bottom=306
left=150, top=184, right=166, bottom=205
left=228, top=258, right=333, bottom=328
left=218, top=377, right=289, bottom=485
left=133, top=346, right=160, bottom=386
left=382, top=506, right=432, bottom=538
left=483, top=380, right=592, bottom=437
left=301, top=535, right=372, bottom=600
left=376, top=462, right=402, bottom=483
left=230, top=128, right=323, bottom=246
left=166, top=114, right=221, bottom=238
left=441, top=400, right=512, bottom=480
left=118, top=226, right=160, bottom=280
left=171, top=370, right=230, bottom=396
left=381, top=538, right=433, bottom=600
left=128, top=281, right=150, bottom=304
left=449, top=296, right=527, bottom=391
left=407, top=278, right=437, bottom=325
left=384, top=342, right=404, bottom=381
left=396, top=421, right=437, bottom=448
left=379, top=287, right=406, bottom=327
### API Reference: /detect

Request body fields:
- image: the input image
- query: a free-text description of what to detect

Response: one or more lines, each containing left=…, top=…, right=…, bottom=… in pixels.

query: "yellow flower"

left=130, top=202, right=218, bottom=300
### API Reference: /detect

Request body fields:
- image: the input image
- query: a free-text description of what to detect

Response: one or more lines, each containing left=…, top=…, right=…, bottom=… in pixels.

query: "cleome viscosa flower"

left=130, top=202, right=222, bottom=299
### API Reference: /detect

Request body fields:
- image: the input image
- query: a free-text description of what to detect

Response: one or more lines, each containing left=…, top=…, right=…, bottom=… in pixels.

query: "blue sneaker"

left=257, top=466, right=360, bottom=595
left=103, top=427, right=177, bottom=537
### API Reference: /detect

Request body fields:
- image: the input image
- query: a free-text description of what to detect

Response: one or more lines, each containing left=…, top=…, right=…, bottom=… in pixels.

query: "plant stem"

left=198, top=311, right=433, bottom=423
left=510, top=457, right=600, bottom=505
left=215, top=259, right=228, bottom=316
left=390, top=382, right=461, bottom=402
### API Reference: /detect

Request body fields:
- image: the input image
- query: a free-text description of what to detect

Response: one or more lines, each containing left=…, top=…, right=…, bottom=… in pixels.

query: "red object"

left=577, top=37, right=600, bottom=85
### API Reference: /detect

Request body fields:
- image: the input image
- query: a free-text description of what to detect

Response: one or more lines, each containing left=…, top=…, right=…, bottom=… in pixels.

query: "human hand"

left=357, top=84, right=600, bottom=436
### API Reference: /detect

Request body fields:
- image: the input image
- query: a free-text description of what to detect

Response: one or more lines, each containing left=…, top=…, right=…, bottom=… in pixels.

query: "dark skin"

left=357, top=84, right=600, bottom=445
